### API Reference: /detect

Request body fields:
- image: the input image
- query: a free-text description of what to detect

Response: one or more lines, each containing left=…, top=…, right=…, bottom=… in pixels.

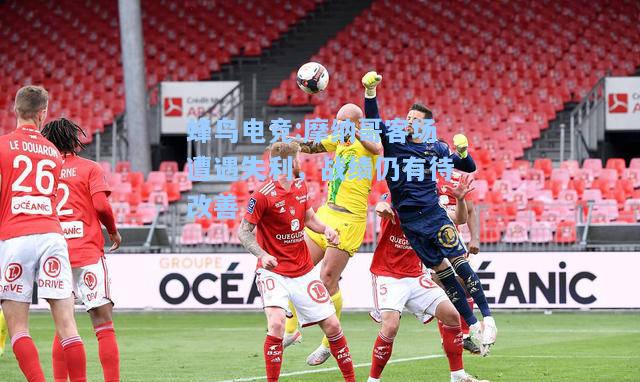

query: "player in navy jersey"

left=362, top=71, right=497, bottom=354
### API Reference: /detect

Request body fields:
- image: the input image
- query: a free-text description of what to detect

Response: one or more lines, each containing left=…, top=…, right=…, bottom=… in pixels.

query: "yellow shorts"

left=305, top=205, right=366, bottom=257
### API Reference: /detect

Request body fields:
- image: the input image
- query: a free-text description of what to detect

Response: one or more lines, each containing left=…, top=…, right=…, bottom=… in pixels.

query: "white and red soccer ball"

left=296, top=62, right=329, bottom=94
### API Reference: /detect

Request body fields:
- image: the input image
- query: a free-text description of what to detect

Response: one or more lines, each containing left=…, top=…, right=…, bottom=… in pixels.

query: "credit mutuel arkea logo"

left=608, top=93, right=628, bottom=113
left=164, top=97, right=183, bottom=117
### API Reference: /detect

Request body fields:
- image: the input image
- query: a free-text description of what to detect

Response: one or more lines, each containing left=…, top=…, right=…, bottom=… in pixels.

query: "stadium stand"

left=0, top=0, right=320, bottom=138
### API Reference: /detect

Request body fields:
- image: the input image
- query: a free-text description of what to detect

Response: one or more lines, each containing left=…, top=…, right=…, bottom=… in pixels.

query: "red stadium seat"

left=503, top=221, right=528, bottom=243
left=605, top=158, right=626, bottom=175
left=204, top=223, right=230, bottom=245
left=115, top=161, right=132, bottom=174
left=529, top=221, right=553, bottom=243
left=555, top=221, right=577, bottom=244
left=159, top=161, right=179, bottom=177
left=533, top=158, right=553, bottom=178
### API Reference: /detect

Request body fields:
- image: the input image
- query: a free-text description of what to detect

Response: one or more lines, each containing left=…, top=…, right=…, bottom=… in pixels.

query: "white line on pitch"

left=215, top=354, right=444, bottom=382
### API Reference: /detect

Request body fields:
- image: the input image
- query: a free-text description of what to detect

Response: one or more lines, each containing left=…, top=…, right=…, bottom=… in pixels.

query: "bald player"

left=286, top=103, right=383, bottom=366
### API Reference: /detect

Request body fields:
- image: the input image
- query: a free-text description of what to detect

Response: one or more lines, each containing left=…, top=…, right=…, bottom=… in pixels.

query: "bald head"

left=336, top=103, right=363, bottom=122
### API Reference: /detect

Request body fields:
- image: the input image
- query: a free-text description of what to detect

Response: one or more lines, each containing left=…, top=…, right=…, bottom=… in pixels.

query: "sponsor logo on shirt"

left=61, top=221, right=84, bottom=239
left=247, top=198, right=257, bottom=214
left=290, top=218, right=300, bottom=231
left=11, top=196, right=52, bottom=216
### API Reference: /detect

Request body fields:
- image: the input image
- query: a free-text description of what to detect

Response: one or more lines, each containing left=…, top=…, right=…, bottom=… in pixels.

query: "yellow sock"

left=285, top=300, right=299, bottom=335
left=321, top=290, right=343, bottom=348
left=0, top=310, right=7, bottom=353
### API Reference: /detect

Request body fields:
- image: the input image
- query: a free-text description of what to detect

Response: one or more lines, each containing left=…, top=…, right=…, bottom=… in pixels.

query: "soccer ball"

left=296, top=62, right=329, bottom=94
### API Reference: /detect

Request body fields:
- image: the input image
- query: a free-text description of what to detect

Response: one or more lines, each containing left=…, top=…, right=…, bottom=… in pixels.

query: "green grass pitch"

left=1, top=311, right=639, bottom=381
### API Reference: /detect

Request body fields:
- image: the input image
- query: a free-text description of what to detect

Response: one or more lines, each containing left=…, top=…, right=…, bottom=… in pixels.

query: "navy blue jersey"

left=364, top=96, right=476, bottom=215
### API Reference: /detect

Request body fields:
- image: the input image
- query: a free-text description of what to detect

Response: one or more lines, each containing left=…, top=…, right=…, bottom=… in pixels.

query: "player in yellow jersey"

left=0, top=309, right=7, bottom=357
left=285, top=103, right=383, bottom=366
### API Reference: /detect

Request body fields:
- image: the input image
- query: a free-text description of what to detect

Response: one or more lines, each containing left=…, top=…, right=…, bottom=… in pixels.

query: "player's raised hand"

left=260, top=254, right=278, bottom=270
left=362, top=71, right=382, bottom=97
left=451, top=174, right=475, bottom=201
left=453, top=134, right=469, bottom=159
left=324, top=226, right=340, bottom=246
left=375, top=202, right=396, bottom=223
left=109, top=231, right=122, bottom=252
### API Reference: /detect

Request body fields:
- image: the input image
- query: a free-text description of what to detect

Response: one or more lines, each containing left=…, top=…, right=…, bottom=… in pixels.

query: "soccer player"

left=0, top=86, right=87, bottom=381
left=42, top=118, right=122, bottom=382
left=368, top=178, right=488, bottom=382
left=284, top=103, right=383, bottom=366
left=362, top=71, right=497, bottom=354
left=238, top=141, right=356, bottom=382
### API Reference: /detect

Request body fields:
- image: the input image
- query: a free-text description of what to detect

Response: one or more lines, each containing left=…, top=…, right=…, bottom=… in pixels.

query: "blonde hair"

left=14, top=85, right=49, bottom=120
left=269, top=141, right=300, bottom=159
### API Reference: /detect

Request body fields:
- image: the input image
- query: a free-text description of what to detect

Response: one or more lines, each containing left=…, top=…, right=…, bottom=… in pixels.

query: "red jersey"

left=370, top=213, right=423, bottom=278
left=0, top=125, right=63, bottom=240
left=244, top=178, right=313, bottom=278
left=57, top=155, right=111, bottom=267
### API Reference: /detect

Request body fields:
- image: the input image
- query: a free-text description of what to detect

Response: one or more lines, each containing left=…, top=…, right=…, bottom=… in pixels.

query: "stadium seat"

left=115, top=161, right=132, bottom=174
left=159, top=161, right=179, bottom=176
left=582, top=158, right=603, bottom=177
left=137, top=203, right=159, bottom=224
left=529, top=221, right=553, bottom=243
left=503, top=221, right=529, bottom=243
left=605, top=158, right=626, bottom=175
left=204, top=223, right=230, bottom=245
left=147, top=171, right=168, bottom=191
left=533, top=158, right=553, bottom=178
left=180, top=223, right=204, bottom=245
left=555, top=221, right=577, bottom=244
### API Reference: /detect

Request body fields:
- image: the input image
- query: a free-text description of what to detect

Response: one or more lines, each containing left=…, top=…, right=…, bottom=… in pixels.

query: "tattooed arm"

left=237, top=219, right=278, bottom=270
left=299, top=141, right=328, bottom=154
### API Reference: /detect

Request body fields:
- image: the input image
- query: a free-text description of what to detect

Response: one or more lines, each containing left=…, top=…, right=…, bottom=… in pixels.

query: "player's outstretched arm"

left=466, top=199, right=480, bottom=254
left=92, top=192, right=121, bottom=251
left=362, top=71, right=389, bottom=141
left=237, top=219, right=277, bottom=269
left=448, top=134, right=477, bottom=172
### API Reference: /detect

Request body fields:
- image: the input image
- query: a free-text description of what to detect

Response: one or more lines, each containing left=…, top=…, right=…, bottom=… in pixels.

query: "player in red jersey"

left=435, top=170, right=484, bottom=355
left=368, top=175, right=489, bottom=382
left=0, top=86, right=87, bottom=382
left=42, top=118, right=122, bottom=382
left=238, top=142, right=356, bottom=382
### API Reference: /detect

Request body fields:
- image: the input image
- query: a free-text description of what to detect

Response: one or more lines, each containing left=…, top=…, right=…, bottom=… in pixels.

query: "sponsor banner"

left=160, top=81, right=239, bottom=134
left=31, top=252, right=640, bottom=310
left=605, top=77, right=640, bottom=131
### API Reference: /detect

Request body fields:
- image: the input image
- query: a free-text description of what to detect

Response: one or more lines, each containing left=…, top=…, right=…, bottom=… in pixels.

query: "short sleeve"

left=320, top=137, right=338, bottom=153
left=89, top=163, right=111, bottom=197
left=244, top=192, right=268, bottom=225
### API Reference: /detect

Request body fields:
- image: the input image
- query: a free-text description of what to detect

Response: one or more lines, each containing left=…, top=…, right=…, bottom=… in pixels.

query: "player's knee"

left=268, top=319, right=286, bottom=337
left=320, top=315, right=342, bottom=337
left=437, top=303, right=461, bottom=327
left=89, top=304, right=113, bottom=326
left=381, top=318, right=400, bottom=338
left=320, top=269, right=339, bottom=290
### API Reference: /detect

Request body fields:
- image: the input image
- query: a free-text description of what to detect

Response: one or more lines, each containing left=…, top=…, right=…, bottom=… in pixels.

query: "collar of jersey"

left=17, top=124, right=40, bottom=133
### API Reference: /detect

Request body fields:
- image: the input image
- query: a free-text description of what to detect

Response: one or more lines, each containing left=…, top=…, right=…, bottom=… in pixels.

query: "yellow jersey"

left=321, top=137, right=377, bottom=218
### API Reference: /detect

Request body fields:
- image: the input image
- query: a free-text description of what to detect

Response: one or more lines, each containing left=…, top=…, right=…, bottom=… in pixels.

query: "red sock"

left=52, top=334, right=69, bottom=382
left=441, top=324, right=464, bottom=372
left=95, top=322, right=120, bottom=382
left=12, top=332, right=46, bottom=382
left=461, top=298, right=474, bottom=336
left=61, top=336, right=87, bottom=382
left=327, top=331, right=355, bottom=382
left=369, top=332, right=394, bottom=379
left=264, top=335, right=283, bottom=382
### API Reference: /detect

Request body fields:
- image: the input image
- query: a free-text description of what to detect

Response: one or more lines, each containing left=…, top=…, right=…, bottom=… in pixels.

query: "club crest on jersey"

left=247, top=198, right=257, bottom=214
left=290, top=218, right=300, bottom=231
left=289, top=206, right=296, bottom=216
left=437, top=224, right=459, bottom=248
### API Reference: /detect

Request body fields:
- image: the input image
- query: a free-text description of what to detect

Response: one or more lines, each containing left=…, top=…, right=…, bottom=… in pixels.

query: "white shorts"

left=255, top=267, right=335, bottom=327
left=372, top=273, right=449, bottom=324
left=72, top=257, right=113, bottom=311
left=0, top=233, right=73, bottom=303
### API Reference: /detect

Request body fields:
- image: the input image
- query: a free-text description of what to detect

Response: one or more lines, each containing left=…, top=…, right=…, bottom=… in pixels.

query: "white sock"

left=451, top=369, right=466, bottom=381
left=367, top=377, right=381, bottom=382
